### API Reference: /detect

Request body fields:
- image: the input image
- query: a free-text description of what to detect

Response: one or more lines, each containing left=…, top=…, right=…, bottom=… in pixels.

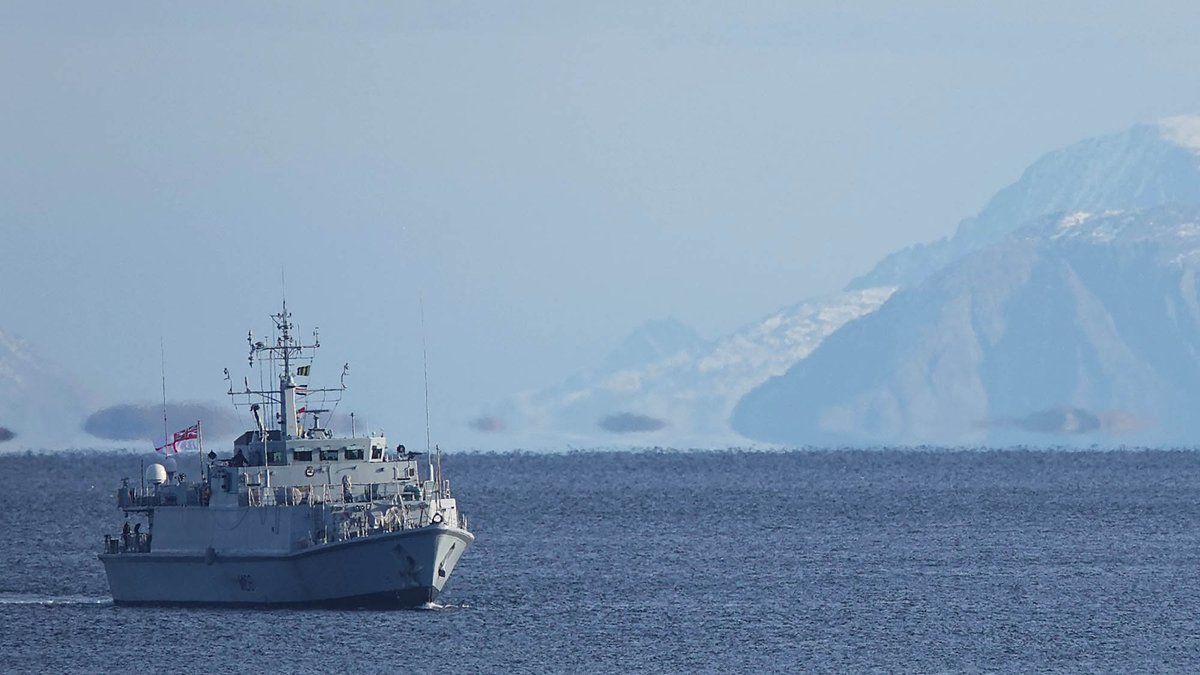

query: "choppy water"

left=2, top=449, right=1200, bottom=673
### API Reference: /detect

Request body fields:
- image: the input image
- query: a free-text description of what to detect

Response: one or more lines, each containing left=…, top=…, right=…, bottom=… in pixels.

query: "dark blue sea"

left=3, top=449, right=1200, bottom=673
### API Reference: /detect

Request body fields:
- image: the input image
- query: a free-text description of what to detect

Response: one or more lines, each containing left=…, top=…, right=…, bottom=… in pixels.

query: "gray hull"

left=100, top=525, right=472, bottom=608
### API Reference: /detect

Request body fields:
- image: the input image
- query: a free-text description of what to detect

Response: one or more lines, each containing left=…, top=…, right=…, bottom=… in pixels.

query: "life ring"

left=431, top=512, right=444, bottom=524
left=304, top=466, right=315, bottom=478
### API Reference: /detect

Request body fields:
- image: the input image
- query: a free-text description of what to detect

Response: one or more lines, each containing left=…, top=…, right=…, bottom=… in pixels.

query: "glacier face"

left=733, top=206, right=1200, bottom=445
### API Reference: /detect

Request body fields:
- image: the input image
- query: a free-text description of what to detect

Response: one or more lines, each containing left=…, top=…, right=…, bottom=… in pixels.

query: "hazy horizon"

left=4, top=2, right=1200, bottom=447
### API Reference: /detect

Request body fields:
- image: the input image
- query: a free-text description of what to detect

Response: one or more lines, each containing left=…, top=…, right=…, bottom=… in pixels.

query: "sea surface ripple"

left=2, top=448, right=1200, bottom=673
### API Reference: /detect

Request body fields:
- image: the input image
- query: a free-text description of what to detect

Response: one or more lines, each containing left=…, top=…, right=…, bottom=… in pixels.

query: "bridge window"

left=345, top=447, right=364, bottom=461
left=293, top=449, right=313, bottom=462
left=320, top=448, right=339, bottom=461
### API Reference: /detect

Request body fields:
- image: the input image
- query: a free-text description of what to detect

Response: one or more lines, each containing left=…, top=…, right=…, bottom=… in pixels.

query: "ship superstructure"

left=99, top=304, right=473, bottom=607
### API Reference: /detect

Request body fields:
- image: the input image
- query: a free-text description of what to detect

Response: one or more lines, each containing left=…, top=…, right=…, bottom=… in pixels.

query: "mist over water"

left=3, top=448, right=1200, bottom=672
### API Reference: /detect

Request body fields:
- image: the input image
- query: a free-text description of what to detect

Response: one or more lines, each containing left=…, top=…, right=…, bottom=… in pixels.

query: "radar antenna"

left=226, top=300, right=348, bottom=441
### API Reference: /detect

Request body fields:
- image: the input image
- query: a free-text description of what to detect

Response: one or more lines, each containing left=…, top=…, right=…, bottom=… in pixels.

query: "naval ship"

left=98, top=304, right=474, bottom=607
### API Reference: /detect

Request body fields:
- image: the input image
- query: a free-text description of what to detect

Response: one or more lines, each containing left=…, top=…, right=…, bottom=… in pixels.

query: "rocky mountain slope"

left=850, top=116, right=1200, bottom=290
left=734, top=206, right=1200, bottom=445
left=492, top=115, right=1200, bottom=447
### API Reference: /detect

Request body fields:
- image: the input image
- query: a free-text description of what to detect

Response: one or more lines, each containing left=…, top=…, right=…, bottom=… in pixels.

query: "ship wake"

left=0, top=593, right=113, bottom=607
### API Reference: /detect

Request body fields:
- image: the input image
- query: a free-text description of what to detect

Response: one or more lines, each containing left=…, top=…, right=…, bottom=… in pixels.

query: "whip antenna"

left=420, top=293, right=432, bottom=454
left=419, top=292, right=436, bottom=489
left=160, top=336, right=169, bottom=450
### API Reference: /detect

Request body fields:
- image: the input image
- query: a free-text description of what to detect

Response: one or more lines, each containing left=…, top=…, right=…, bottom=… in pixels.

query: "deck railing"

left=108, top=481, right=466, bottom=553
left=103, top=532, right=151, bottom=555
left=120, top=480, right=449, bottom=510
left=243, top=481, right=436, bottom=507
left=313, top=501, right=460, bottom=546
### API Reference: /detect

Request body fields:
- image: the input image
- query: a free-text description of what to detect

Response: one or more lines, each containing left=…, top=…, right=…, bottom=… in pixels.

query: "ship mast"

left=231, top=300, right=347, bottom=446
left=276, top=301, right=299, bottom=439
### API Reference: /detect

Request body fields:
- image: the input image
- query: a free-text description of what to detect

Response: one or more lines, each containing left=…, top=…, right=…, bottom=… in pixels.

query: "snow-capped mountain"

left=849, top=116, right=1200, bottom=290
left=734, top=206, right=1200, bottom=445
left=492, top=288, right=893, bottom=446
left=496, top=115, right=1200, bottom=447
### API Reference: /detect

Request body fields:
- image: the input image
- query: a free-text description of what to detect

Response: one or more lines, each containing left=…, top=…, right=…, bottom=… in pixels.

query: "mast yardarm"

left=231, top=300, right=347, bottom=440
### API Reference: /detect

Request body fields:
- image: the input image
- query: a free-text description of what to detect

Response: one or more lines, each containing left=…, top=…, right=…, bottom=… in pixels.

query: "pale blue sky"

left=2, top=2, right=1199, bottom=445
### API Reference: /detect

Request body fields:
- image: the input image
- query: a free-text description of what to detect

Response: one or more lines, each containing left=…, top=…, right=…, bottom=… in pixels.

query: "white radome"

left=144, top=463, right=167, bottom=486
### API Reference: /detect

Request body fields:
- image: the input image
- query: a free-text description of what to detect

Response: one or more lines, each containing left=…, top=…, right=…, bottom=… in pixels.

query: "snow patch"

left=1059, top=211, right=1092, bottom=228
left=1176, top=223, right=1200, bottom=238
left=1053, top=212, right=1093, bottom=239
left=1158, top=115, right=1200, bottom=153
left=1169, top=250, right=1200, bottom=266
